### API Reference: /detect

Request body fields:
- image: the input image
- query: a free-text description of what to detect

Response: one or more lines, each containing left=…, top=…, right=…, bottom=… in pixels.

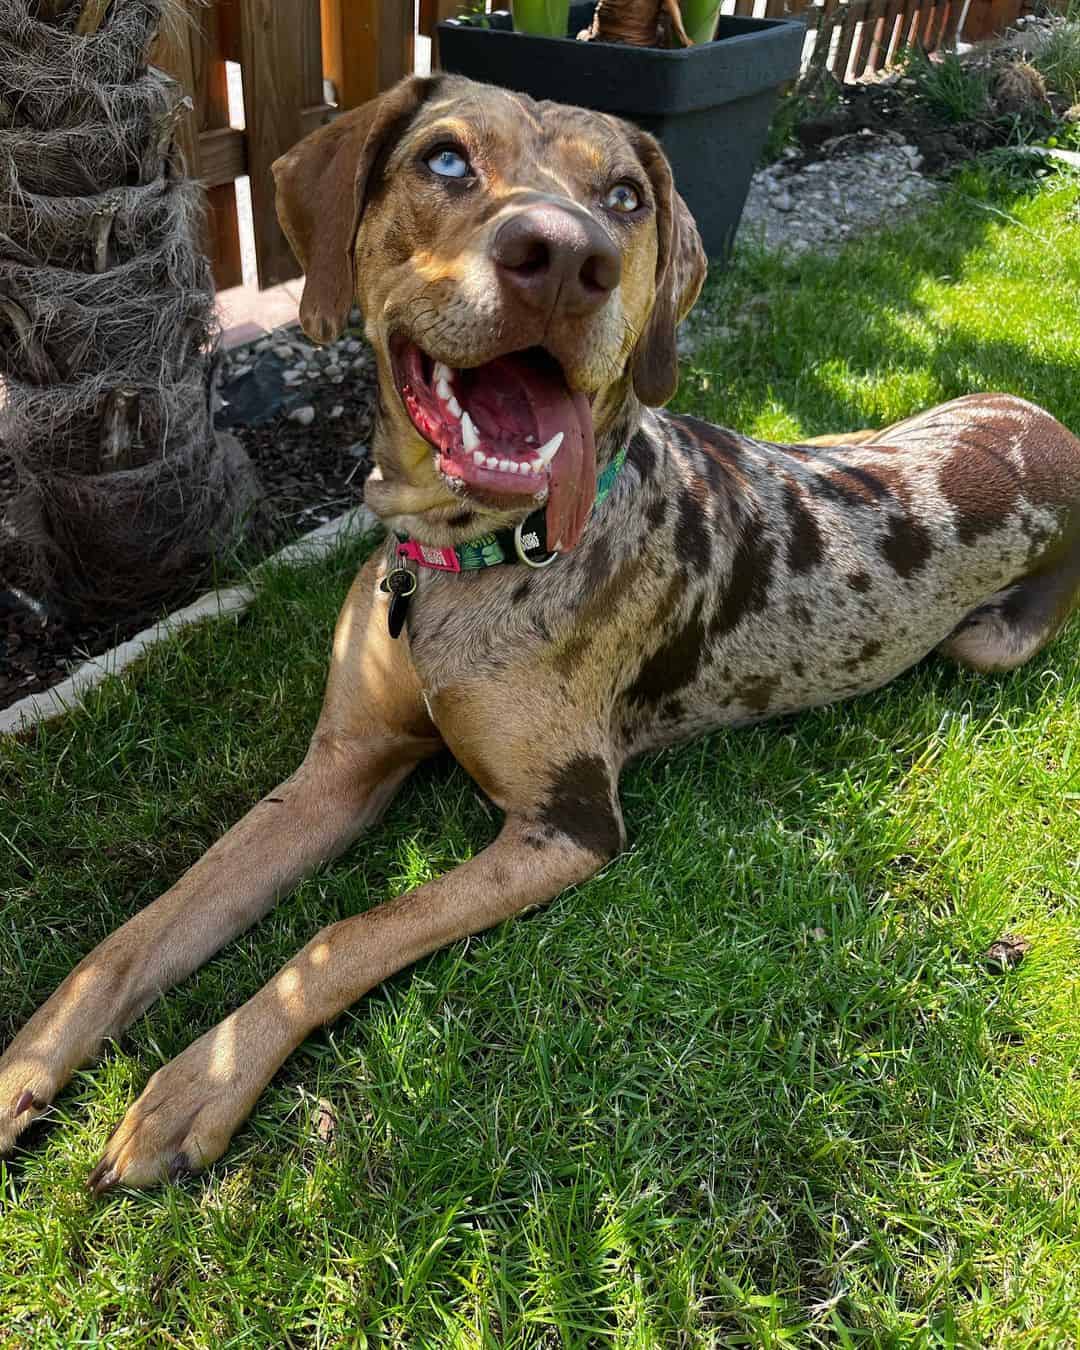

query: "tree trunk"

left=581, top=0, right=691, bottom=47
left=0, top=0, right=262, bottom=619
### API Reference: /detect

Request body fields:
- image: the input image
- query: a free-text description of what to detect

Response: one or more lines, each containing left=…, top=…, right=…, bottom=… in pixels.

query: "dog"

left=2, top=75, right=1078, bottom=1191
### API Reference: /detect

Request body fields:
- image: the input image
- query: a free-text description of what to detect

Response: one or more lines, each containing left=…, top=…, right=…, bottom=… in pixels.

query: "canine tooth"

left=472, top=450, right=486, bottom=466
left=461, top=410, right=480, bottom=450
left=436, top=379, right=453, bottom=401
left=486, top=456, right=499, bottom=469
left=433, top=362, right=453, bottom=386
left=536, top=431, right=564, bottom=466
left=446, top=396, right=462, bottom=418
left=531, top=458, right=543, bottom=473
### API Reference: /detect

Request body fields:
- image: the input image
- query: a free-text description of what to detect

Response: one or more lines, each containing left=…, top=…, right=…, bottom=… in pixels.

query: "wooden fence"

left=155, top=0, right=1036, bottom=291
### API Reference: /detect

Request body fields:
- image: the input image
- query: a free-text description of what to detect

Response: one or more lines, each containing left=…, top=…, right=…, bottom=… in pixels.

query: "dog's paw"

left=0, top=1045, right=64, bottom=1154
left=87, top=1027, right=258, bottom=1194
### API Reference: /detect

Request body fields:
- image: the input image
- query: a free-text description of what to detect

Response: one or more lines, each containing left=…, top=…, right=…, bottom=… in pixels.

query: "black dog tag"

left=381, top=567, right=416, bottom=639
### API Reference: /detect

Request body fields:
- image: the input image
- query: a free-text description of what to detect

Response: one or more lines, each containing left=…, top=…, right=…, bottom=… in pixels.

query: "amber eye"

left=605, top=182, right=640, bottom=213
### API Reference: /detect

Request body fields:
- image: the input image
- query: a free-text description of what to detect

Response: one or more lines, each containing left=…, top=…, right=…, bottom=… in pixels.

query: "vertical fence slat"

left=850, top=0, right=884, bottom=77
left=153, top=2, right=244, bottom=290
left=808, top=0, right=839, bottom=69
left=321, top=0, right=412, bottom=109
left=940, top=0, right=963, bottom=47
left=832, top=0, right=865, bottom=80
left=239, top=0, right=327, bottom=288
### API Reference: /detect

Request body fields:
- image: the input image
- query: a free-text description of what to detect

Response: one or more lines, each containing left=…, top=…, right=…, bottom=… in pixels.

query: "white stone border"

left=1, top=503, right=379, bottom=738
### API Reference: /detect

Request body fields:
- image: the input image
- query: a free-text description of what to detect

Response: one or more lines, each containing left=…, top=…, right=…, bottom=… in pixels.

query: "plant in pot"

left=438, top=0, right=805, bottom=257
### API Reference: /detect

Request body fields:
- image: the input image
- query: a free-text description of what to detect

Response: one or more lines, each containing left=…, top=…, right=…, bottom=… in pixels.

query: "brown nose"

left=491, top=203, right=620, bottom=316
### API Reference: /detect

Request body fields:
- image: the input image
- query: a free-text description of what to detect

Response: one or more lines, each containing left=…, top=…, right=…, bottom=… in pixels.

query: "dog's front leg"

left=86, top=813, right=615, bottom=1191
left=0, top=559, right=440, bottom=1156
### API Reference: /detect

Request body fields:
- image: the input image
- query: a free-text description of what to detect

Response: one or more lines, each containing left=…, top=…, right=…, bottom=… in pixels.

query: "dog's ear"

left=629, top=131, right=707, bottom=407
left=272, top=75, right=439, bottom=345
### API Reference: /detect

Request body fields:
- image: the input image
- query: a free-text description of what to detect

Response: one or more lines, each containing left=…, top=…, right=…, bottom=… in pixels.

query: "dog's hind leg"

left=0, top=556, right=441, bottom=1157
left=938, top=541, right=1080, bottom=673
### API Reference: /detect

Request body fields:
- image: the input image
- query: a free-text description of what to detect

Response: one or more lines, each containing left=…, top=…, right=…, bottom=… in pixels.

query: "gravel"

left=738, top=129, right=937, bottom=258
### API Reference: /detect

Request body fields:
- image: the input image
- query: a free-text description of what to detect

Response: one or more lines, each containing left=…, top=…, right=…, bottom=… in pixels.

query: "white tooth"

left=486, top=456, right=499, bottom=469
left=531, top=458, right=543, bottom=473
left=499, top=458, right=516, bottom=473
left=536, top=431, right=564, bottom=466
left=436, top=379, right=453, bottom=401
left=472, top=450, right=486, bottom=465
left=446, top=396, right=462, bottom=419
left=433, top=362, right=453, bottom=386
left=525, top=435, right=536, bottom=445
left=461, top=410, right=480, bottom=450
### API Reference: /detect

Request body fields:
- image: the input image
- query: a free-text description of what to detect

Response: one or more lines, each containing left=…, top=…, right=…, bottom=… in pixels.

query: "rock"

left=272, top=342, right=294, bottom=360
left=288, top=404, right=315, bottom=426
left=344, top=338, right=362, bottom=354
left=329, top=404, right=345, bottom=419
left=282, top=369, right=305, bottom=385
left=230, top=362, right=252, bottom=379
left=346, top=441, right=368, bottom=458
left=983, top=934, right=1031, bottom=973
left=773, top=190, right=794, bottom=212
left=1065, top=104, right=1080, bottom=124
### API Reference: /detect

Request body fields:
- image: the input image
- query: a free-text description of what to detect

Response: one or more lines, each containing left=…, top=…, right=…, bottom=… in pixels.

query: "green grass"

left=900, top=48, right=992, bottom=126
left=1031, top=19, right=1080, bottom=107
left=2, top=166, right=1079, bottom=1346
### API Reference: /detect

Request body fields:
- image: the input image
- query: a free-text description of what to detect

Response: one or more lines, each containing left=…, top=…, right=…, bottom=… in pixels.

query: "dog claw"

left=167, top=1151, right=192, bottom=1181
left=87, top=1161, right=120, bottom=1196
left=14, top=1089, right=39, bottom=1117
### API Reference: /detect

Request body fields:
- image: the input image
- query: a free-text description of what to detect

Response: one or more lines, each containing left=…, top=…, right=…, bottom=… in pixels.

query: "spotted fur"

left=5, top=79, right=1079, bottom=1190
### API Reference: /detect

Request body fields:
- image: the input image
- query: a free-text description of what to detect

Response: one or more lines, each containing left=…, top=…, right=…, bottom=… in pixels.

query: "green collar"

left=395, top=445, right=627, bottom=573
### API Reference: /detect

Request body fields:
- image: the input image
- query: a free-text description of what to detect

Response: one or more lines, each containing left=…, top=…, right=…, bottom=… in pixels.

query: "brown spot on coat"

left=540, top=754, right=623, bottom=858
left=734, top=673, right=779, bottom=714
left=675, top=490, right=712, bottom=569
left=782, top=480, right=824, bottom=574
left=711, top=520, right=775, bottom=637
left=625, top=588, right=707, bottom=710
left=848, top=571, right=871, bottom=593
left=881, top=513, right=932, bottom=578
left=844, top=639, right=882, bottom=671
left=938, top=438, right=1023, bottom=544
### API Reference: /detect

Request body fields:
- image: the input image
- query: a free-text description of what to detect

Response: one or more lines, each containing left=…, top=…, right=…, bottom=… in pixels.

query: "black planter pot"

left=438, top=3, right=804, bottom=257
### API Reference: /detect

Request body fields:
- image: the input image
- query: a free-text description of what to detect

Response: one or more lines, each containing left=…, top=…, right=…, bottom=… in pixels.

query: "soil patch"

left=1, top=321, right=377, bottom=712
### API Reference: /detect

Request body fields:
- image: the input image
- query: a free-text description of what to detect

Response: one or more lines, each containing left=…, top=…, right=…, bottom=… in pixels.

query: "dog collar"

left=395, top=446, right=627, bottom=573
left=382, top=447, right=627, bottom=638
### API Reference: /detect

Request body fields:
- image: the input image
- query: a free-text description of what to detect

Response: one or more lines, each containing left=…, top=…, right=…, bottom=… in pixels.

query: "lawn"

left=2, top=164, right=1079, bottom=1346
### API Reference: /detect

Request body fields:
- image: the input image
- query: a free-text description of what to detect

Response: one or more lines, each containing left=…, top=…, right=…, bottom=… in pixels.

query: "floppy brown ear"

left=630, top=131, right=707, bottom=407
left=272, top=75, right=439, bottom=345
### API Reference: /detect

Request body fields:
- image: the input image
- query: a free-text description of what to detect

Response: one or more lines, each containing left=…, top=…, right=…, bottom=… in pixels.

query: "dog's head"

left=273, top=75, right=705, bottom=549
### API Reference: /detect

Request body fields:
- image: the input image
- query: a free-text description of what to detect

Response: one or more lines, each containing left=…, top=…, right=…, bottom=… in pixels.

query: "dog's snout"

left=491, top=204, right=620, bottom=316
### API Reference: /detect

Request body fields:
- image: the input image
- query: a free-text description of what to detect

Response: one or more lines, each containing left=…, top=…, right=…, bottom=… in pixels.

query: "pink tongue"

left=474, top=356, right=596, bottom=552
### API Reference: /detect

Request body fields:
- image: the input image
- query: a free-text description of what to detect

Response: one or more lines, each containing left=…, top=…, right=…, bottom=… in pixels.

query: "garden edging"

left=0, top=502, right=378, bottom=738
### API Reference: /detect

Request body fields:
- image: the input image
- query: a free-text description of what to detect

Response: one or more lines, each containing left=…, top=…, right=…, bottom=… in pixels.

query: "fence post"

left=152, top=0, right=244, bottom=290
left=238, top=0, right=332, bottom=288
left=321, top=0, right=415, bottom=109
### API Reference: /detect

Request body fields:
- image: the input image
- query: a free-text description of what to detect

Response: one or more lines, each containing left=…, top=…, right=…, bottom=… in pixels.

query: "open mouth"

left=391, top=340, right=598, bottom=551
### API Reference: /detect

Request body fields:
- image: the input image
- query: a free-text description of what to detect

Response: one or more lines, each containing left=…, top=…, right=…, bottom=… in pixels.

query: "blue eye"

left=427, top=147, right=470, bottom=179
left=605, top=182, right=640, bottom=213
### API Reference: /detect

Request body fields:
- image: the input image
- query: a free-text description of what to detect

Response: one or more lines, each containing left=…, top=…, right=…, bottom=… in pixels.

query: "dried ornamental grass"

left=0, top=0, right=261, bottom=617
